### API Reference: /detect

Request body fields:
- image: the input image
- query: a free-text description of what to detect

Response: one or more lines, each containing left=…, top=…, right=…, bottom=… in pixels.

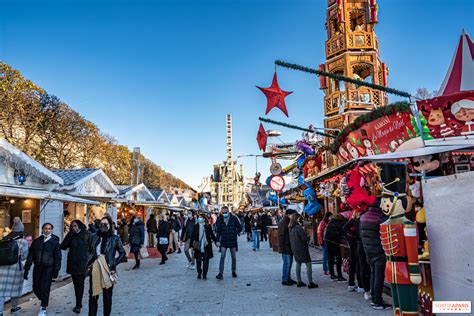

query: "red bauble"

left=257, top=72, right=293, bottom=117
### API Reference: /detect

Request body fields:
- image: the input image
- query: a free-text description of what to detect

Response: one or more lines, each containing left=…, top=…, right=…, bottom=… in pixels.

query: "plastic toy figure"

left=378, top=163, right=421, bottom=316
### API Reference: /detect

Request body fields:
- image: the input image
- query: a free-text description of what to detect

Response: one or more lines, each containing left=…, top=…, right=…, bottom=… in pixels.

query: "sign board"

left=269, top=175, right=285, bottom=192
left=270, top=163, right=282, bottom=175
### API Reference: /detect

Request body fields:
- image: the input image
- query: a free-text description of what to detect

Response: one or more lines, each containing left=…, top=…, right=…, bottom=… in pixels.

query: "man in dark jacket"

left=180, top=211, right=196, bottom=268
left=324, top=214, right=347, bottom=282
left=278, top=207, right=297, bottom=286
left=215, top=207, right=242, bottom=280
left=88, top=216, right=126, bottom=316
left=360, top=206, right=392, bottom=309
left=260, top=212, right=269, bottom=242
left=156, top=215, right=170, bottom=264
left=146, top=214, right=158, bottom=247
left=129, top=217, right=145, bottom=269
left=60, top=220, right=92, bottom=314
left=23, top=223, right=62, bottom=316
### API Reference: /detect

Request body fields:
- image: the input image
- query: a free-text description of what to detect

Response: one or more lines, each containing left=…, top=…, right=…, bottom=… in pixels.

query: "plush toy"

left=303, top=155, right=322, bottom=178
left=412, top=154, right=443, bottom=177
left=416, top=207, right=430, bottom=260
left=268, top=193, right=288, bottom=206
left=302, top=184, right=322, bottom=216
left=345, top=165, right=376, bottom=212
left=296, top=140, right=315, bottom=157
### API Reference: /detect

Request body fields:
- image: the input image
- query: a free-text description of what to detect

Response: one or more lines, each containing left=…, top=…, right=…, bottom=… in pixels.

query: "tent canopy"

left=0, top=185, right=100, bottom=205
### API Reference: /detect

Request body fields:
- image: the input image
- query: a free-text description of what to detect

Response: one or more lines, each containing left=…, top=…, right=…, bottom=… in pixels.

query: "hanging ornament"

left=257, top=72, right=292, bottom=117
left=256, top=123, right=268, bottom=151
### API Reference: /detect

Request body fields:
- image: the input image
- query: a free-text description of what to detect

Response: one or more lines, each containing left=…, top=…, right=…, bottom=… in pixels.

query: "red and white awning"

left=438, top=30, right=474, bottom=96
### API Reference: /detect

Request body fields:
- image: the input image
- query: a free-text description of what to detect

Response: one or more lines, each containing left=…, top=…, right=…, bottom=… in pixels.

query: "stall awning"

left=0, top=185, right=100, bottom=205
left=359, top=145, right=473, bottom=161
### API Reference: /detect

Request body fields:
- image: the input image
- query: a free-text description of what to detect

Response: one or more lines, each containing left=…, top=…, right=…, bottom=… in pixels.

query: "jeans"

left=369, top=255, right=386, bottom=305
left=196, top=252, right=209, bottom=277
left=348, top=240, right=362, bottom=287
left=322, top=242, right=329, bottom=273
left=327, top=243, right=342, bottom=278
left=357, top=242, right=371, bottom=292
left=147, top=232, right=156, bottom=247
left=219, top=247, right=237, bottom=274
left=184, top=240, right=195, bottom=265
left=0, top=296, right=19, bottom=312
left=281, top=254, right=293, bottom=282
left=89, top=276, right=113, bottom=316
left=252, top=230, right=260, bottom=250
left=295, top=262, right=313, bottom=283
left=71, top=274, right=86, bottom=309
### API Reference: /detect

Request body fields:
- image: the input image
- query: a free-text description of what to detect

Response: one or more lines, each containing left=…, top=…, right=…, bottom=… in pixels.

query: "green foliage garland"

left=275, top=60, right=412, bottom=98
left=258, top=117, right=336, bottom=138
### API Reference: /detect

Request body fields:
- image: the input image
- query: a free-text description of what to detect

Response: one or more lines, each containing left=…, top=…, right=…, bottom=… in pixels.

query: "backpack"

left=0, top=237, right=19, bottom=266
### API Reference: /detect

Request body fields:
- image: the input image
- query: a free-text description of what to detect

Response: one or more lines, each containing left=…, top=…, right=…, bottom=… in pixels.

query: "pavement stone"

left=12, top=236, right=393, bottom=316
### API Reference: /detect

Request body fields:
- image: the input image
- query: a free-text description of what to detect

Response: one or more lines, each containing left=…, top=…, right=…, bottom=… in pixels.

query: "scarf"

left=91, top=254, right=114, bottom=296
left=199, top=224, right=208, bottom=253
left=43, top=234, right=52, bottom=243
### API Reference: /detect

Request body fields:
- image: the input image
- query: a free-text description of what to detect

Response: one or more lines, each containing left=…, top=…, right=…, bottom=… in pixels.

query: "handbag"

left=159, top=237, right=168, bottom=245
left=192, top=240, right=200, bottom=252
left=138, top=246, right=149, bottom=259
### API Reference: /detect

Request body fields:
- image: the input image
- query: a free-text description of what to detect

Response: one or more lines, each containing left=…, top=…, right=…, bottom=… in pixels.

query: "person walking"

left=260, top=211, right=269, bottom=242
left=215, top=207, right=242, bottom=280
left=23, top=223, right=62, bottom=316
left=317, top=212, right=331, bottom=276
left=250, top=212, right=261, bottom=251
left=278, top=206, right=297, bottom=286
left=244, top=212, right=252, bottom=242
left=360, top=206, right=392, bottom=310
left=117, top=219, right=129, bottom=244
left=180, top=211, right=196, bottom=269
left=324, top=214, right=347, bottom=283
left=60, top=220, right=92, bottom=314
left=129, top=216, right=145, bottom=270
left=343, top=212, right=363, bottom=292
left=88, top=216, right=126, bottom=316
left=146, top=214, right=158, bottom=247
left=0, top=217, right=29, bottom=316
left=289, top=213, right=318, bottom=289
left=168, top=214, right=181, bottom=254
left=192, top=214, right=217, bottom=280
left=156, top=214, right=170, bottom=265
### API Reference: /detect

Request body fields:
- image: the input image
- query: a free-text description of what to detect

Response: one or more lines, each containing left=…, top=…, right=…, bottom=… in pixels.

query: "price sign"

left=269, top=175, right=285, bottom=192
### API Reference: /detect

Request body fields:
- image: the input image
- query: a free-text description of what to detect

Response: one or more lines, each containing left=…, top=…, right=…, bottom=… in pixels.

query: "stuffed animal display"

left=302, top=184, right=322, bottom=216
left=345, top=165, right=376, bottom=212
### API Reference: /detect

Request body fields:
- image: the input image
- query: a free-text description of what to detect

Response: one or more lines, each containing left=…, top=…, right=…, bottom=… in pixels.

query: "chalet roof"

left=438, top=30, right=474, bottom=96
left=148, top=188, right=168, bottom=202
left=53, top=168, right=98, bottom=186
left=115, top=184, right=132, bottom=195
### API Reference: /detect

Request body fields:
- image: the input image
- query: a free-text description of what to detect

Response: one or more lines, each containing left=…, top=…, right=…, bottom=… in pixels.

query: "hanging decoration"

left=259, top=117, right=336, bottom=139
left=274, top=60, right=412, bottom=98
left=257, top=72, right=293, bottom=117
left=256, top=123, right=268, bottom=151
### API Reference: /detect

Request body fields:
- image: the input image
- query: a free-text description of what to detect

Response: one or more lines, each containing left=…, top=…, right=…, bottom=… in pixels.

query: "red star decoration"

left=256, top=123, right=268, bottom=151
left=257, top=72, right=292, bottom=117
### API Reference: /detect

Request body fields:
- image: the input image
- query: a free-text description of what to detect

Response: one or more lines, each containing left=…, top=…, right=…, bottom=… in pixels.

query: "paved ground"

left=12, top=236, right=392, bottom=316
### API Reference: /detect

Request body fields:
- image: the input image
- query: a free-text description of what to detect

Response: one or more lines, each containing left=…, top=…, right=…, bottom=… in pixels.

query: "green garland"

left=329, top=101, right=411, bottom=154
left=275, top=60, right=412, bottom=98
left=259, top=117, right=336, bottom=138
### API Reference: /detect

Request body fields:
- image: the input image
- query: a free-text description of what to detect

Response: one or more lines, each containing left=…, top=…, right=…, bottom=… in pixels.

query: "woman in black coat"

left=324, top=214, right=347, bottom=282
left=192, top=214, right=217, bottom=280
left=156, top=215, right=170, bottom=265
left=244, top=212, right=252, bottom=242
left=129, top=217, right=145, bottom=269
left=60, top=220, right=92, bottom=314
left=289, top=214, right=318, bottom=288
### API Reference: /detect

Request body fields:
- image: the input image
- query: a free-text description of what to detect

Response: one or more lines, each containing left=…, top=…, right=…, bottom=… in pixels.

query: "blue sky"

left=1, top=0, right=472, bottom=188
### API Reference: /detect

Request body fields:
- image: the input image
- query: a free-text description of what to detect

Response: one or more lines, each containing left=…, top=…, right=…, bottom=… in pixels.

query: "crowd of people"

left=0, top=203, right=392, bottom=315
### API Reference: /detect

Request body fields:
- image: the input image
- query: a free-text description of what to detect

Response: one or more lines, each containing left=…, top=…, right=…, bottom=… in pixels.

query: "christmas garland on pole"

left=259, top=117, right=336, bottom=138
left=275, top=60, right=412, bottom=99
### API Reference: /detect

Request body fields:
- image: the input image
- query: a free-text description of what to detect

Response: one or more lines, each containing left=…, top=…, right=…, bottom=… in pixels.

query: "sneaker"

left=308, top=282, right=319, bottom=289
left=323, top=271, right=330, bottom=276
left=38, top=308, right=46, bottom=316
left=372, top=302, right=392, bottom=310
left=216, top=273, right=223, bottom=280
left=296, top=281, right=307, bottom=287
left=252, top=248, right=256, bottom=251
left=356, top=287, right=365, bottom=293
left=281, top=281, right=293, bottom=286
left=330, top=275, right=338, bottom=281
left=189, top=264, right=195, bottom=270
left=159, top=261, right=165, bottom=265
left=72, top=307, right=81, bottom=314
left=288, top=279, right=297, bottom=285
left=364, top=292, right=372, bottom=301
left=348, top=285, right=357, bottom=292
left=337, top=277, right=347, bottom=283
left=232, top=272, right=238, bottom=278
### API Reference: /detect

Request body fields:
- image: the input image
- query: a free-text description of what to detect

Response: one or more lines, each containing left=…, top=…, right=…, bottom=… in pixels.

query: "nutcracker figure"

left=378, top=163, right=421, bottom=316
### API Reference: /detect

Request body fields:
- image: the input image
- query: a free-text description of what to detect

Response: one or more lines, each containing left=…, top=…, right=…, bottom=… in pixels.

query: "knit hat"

left=12, top=217, right=24, bottom=232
